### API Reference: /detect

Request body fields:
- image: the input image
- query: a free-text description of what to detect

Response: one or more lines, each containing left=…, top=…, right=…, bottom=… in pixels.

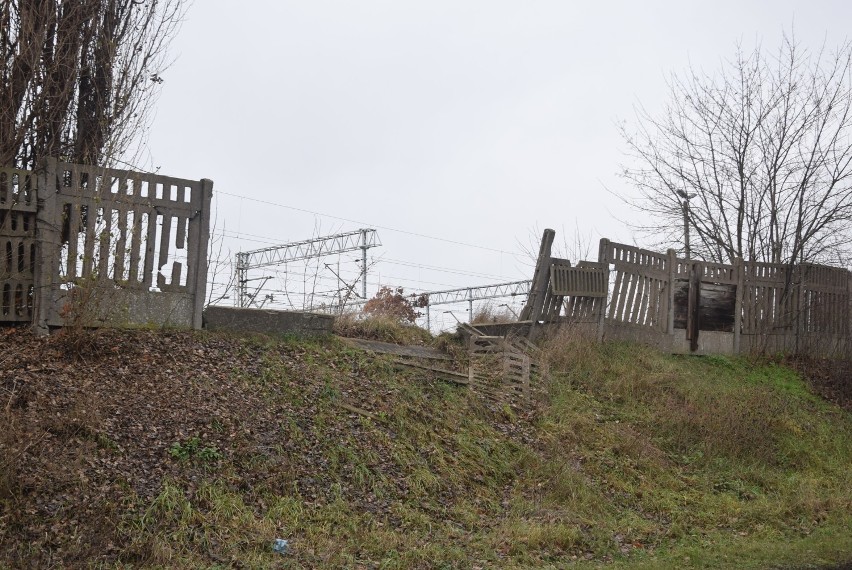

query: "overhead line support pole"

left=360, top=228, right=368, bottom=300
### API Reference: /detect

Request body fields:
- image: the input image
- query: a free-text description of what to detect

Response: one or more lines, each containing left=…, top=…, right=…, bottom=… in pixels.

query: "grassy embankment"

left=0, top=323, right=850, bottom=568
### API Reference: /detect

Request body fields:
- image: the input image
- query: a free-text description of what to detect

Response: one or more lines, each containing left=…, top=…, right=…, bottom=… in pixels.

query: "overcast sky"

left=144, top=0, right=852, bottom=325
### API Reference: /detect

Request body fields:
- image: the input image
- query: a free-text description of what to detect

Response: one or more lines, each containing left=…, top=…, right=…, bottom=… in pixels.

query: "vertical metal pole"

left=426, top=303, right=431, bottom=332
left=468, top=289, right=473, bottom=323
left=360, top=228, right=367, bottom=300
left=682, top=200, right=691, bottom=259
left=235, top=252, right=246, bottom=308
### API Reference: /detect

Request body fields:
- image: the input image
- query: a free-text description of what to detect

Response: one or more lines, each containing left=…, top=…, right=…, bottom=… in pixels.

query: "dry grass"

left=540, top=326, right=799, bottom=465
left=332, top=312, right=433, bottom=345
left=655, top=383, right=787, bottom=464
left=0, top=396, right=20, bottom=501
left=471, top=303, right=518, bottom=324
left=538, top=324, right=605, bottom=386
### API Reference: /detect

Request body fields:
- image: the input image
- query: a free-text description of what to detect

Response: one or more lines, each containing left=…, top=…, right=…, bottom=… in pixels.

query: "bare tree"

left=619, top=34, right=852, bottom=265
left=0, top=0, right=187, bottom=170
left=206, top=215, right=237, bottom=307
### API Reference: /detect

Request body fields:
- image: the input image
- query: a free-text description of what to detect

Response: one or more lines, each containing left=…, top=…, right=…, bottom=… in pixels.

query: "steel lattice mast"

left=234, top=228, right=380, bottom=308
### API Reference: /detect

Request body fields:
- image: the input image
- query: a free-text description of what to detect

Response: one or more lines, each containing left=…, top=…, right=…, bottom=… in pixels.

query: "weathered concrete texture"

left=670, top=329, right=734, bottom=355
left=462, top=322, right=533, bottom=339
left=47, top=288, right=194, bottom=329
left=341, top=337, right=451, bottom=360
left=203, top=306, right=333, bottom=337
left=604, top=321, right=675, bottom=352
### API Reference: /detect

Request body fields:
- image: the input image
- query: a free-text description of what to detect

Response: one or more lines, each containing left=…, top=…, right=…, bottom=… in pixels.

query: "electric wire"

left=216, top=190, right=529, bottom=260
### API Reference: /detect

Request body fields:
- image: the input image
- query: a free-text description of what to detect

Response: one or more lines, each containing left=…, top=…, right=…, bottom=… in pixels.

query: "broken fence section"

left=468, top=330, right=543, bottom=408
left=518, top=230, right=852, bottom=358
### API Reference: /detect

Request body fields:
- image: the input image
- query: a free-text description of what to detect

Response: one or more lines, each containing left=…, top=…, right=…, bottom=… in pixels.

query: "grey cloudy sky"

left=144, top=0, right=852, bottom=323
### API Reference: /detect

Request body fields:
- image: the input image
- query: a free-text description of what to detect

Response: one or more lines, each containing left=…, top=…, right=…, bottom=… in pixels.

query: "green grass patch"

left=4, top=327, right=850, bottom=568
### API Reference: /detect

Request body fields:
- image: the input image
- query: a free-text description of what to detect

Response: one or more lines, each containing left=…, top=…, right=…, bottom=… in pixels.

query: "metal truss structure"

left=235, top=228, right=380, bottom=308
left=320, top=279, right=532, bottom=329
left=418, top=279, right=532, bottom=328
left=419, top=279, right=532, bottom=306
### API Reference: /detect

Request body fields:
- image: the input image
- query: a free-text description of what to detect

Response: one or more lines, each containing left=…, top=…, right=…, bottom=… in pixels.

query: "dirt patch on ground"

left=786, top=356, right=852, bottom=412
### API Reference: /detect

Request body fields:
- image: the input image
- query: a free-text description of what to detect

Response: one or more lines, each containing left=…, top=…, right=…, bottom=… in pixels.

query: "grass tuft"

left=333, top=313, right=433, bottom=345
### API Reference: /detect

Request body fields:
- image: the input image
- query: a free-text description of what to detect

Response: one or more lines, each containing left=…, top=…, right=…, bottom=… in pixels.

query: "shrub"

left=363, top=286, right=423, bottom=323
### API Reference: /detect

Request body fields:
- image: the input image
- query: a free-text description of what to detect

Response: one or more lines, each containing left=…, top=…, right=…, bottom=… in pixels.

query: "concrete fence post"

left=733, top=257, right=743, bottom=354
left=191, top=178, right=213, bottom=329
left=847, top=271, right=852, bottom=358
left=519, top=228, right=555, bottom=324
left=32, top=157, right=60, bottom=335
left=793, top=264, right=804, bottom=355
left=687, top=261, right=702, bottom=352
left=597, top=238, right=611, bottom=342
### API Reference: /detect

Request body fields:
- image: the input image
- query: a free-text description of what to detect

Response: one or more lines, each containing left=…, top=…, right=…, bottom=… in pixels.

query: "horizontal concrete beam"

left=203, top=305, right=334, bottom=337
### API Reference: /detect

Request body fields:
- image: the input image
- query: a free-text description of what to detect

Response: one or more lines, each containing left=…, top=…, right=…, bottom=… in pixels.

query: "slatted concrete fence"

left=0, top=167, right=36, bottom=323
left=600, top=240, right=671, bottom=334
left=599, top=239, right=851, bottom=356
left=0, top=157, right=212, bottom=331
left=518, top=230, right=851, bottom=357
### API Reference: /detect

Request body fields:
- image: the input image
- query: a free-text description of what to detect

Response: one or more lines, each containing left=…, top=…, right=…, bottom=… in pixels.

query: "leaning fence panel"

left=598, top=241, right=670, bottom=332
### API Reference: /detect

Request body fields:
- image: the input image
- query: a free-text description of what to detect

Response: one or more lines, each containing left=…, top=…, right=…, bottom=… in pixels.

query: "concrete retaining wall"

left=203, top=306, right=334, bottom=337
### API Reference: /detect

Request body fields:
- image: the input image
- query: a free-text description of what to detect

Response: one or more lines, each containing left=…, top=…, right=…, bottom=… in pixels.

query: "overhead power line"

left=217, top=190, right=527, bottom=259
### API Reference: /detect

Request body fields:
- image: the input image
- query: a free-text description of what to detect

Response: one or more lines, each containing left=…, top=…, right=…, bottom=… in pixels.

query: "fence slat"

left=114, top=206, right=128, bottom=281
left=66, top=202, right=81, bottom=280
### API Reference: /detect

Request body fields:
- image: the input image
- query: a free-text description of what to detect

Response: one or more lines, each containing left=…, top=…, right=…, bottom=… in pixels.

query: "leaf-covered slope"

left=1, top=327, right=850, bottom=569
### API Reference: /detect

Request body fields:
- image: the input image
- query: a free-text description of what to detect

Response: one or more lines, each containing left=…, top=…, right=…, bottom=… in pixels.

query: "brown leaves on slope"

left=0, top=328, right=288, bottom=563
left=0, top=327, right=507, bottom=567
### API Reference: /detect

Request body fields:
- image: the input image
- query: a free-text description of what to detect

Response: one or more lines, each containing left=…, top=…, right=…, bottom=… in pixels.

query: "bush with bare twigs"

left=362, top=286, right=425, bottom=324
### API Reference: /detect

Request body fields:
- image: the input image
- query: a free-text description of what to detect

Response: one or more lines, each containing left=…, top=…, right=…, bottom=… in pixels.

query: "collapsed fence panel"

left=468, top=335, right=539, bottom=407
left=538, top=257, right=572, bottom=323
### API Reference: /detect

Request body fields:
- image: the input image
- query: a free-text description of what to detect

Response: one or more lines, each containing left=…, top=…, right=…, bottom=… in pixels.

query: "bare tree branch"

left=619, top=33, right=852, bottom=265
left=0, top=0, right=188, bottom=170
